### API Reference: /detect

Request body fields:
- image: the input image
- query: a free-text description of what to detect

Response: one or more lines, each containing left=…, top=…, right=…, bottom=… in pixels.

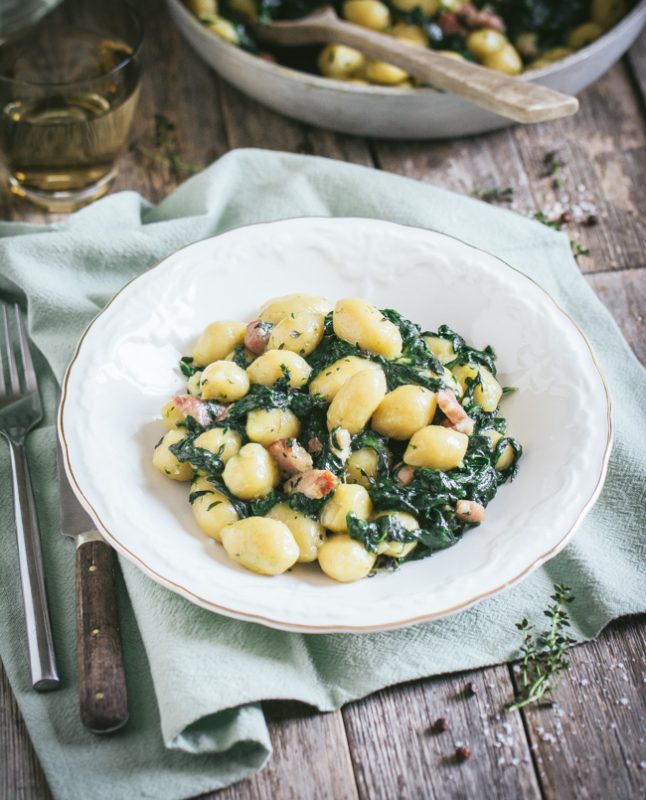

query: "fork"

left=1, top=303, right=60, bottom=691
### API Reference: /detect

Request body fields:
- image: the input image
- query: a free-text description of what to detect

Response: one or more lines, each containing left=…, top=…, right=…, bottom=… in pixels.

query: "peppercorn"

left=560, top=211, right=573, bottom=224
left=465, top=682, right=477, bottom=697
left=433, top=717, right=449, bottom=733
left=584, top=214, right=599, bottom=226
left=456, top=745, right=471, bottom=762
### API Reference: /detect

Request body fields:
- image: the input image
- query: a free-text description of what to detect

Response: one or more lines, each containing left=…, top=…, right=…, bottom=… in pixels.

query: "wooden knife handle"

left=75, top=536, right=129, bottom=733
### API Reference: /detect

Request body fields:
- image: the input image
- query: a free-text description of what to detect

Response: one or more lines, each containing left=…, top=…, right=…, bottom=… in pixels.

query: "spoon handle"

left=282, top=15, right=578, bottom=124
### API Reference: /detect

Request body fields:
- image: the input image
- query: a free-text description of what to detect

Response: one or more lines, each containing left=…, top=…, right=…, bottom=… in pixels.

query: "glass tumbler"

left=0, top=0, right=142, bottom=212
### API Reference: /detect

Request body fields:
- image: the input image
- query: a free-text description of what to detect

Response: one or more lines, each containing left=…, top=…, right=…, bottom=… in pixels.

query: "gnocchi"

left=404, top=425, right=469, bottom=471
left=320, top=483, right=373, bottom=532
left=258, top=293, right=332, bottom=325
left=333, top=298, right=403, bottom=358
left=452, top=363, right=503, bottom=413
left=318, top=534, right=377, bottom=582
left=200, top=360, right=250, bottom=402
left=371, top=384, right=437, bottom=440
left=221, top=517, right=300, bottom=575
left=152, top=430, right=194, bottom=481
left=247, top=349, right=312, bottom=388
left=222, top=443, right=281, bottom=499
left=267, top=312, right=325, bottom=356
left=266, top=503, right=325, bottom=562
left=191, top=477, right=239, bottom=542
left=309, top=355, right=380, bottom=402
left=326, top=366, right=387, bottom=434
left=246, top=407, right=301, bottom=447
left=154, top=295, right=521, bottom=582
left=192, top=320, right=246, bottom=366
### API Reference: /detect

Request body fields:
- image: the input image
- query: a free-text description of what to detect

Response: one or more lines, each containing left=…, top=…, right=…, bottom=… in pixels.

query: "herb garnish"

left=508, top=584, right=576, bottom=710
left=471, top=187, right=515, bottom=204
left=130, top=114, right=199, bottom=180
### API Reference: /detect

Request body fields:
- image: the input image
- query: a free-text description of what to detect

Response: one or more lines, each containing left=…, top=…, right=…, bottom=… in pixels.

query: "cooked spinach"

left=170, top=436, right=225, bottom=476
left=490, top=0, right=589, bottom=46
left=433, top=324, right=498, bottom=375
left=307, top=312, right=360, bottom=379
left=179, top=356, right=198, bottom=378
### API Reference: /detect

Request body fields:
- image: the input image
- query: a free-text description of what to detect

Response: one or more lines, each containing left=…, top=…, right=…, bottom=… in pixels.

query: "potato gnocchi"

left=153, top=294, right=522, bottom=582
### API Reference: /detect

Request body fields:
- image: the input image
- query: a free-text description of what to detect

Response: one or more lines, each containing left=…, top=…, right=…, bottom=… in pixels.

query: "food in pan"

left=184, top=0, right=632, bottom=87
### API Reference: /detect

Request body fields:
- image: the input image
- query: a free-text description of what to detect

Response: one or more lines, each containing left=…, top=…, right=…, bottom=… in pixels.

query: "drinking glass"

left=0, top=0, right=142, bottom=212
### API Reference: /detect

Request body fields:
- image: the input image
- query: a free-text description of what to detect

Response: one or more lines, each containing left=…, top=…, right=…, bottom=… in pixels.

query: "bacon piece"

left=396, top=465, right=415, bottom=486
left=244, top=319, right=272, bottom=355
left=437, top=388, right=474, bottom=436
left=268, top=438, right=313, bottom=475
left=437, top=11, right=467, bottom=37
left=173, top=394, right=227, bottom=427
left=284, top=469, right=337, bottom=499
left=307, top=437, right=324, bottom=454
left=455, top=500, right=486, bottom=523
left=458, top=3, right=505, bottom=32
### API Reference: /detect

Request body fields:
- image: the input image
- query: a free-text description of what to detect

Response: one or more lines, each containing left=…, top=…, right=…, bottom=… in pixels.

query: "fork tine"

left=2, top=303, right=20, bottom=397
left=15, top=304, right=37, bottom=394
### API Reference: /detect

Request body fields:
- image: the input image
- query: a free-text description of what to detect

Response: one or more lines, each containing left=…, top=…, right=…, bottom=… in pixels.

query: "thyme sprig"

left=471, top=186, right=515, bottom=204
left=131, top=114, right=199, bottom=179
left=533, top=211, right=590, bottom=260
left=543, top=150, right=565, bottom=189
left=509, top=584, right=576, bottom=711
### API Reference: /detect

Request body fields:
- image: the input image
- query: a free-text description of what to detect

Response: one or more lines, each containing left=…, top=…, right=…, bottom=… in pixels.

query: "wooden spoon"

left=253, top=6, right=579, bottom=124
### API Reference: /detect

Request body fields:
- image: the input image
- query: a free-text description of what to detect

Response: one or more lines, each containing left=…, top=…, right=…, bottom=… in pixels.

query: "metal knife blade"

left=56, top=441, right=100, bottom=540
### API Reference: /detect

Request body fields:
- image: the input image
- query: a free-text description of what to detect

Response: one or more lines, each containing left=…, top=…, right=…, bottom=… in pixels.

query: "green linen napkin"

left=1, top=149, right=645, bottom=800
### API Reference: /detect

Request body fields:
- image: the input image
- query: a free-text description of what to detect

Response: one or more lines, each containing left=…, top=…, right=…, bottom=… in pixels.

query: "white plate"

left=59, top=218, right=612, bottom=633
left=166, top=0, right=646, bottom=139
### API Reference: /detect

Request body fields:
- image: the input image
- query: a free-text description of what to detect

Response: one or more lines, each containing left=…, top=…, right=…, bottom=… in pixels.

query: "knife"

left=56, top=441, right=129, bottom=733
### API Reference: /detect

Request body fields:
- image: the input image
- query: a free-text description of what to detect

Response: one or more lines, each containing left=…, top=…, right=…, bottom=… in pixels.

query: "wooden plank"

left=111, top=0, right=229, bottom=205
left=586, top=267, right=646, bottom=366
left=627, top=28, right=646, bottom=105
left=372, top=126, right=537, bottom=213
left=219, top=82, right=373, bottom=166
left=210, top=703, right=359, bottom=800
left=1, top=661, right=358, bottom=800
left=0, top=662, right=52, bottom=800
left=512, top=62, right=646, bottom=274
left=342, top=666, right=541, bottom=800
left=374, top=62, right=646, bottom=276
left=518, top=618, right=646, bottom=800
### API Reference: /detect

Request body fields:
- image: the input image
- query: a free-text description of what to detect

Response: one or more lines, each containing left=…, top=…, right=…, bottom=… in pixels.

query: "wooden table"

left=2, top=2, right=645, bottom=797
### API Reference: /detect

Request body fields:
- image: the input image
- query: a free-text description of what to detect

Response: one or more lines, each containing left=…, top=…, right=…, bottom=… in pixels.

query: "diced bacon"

left=268, top=438, right=313, bottom=475
left=396, top=465, right=415, bottom=486
left=244, top=319, right=272, bottom=355
left=437, top=388, right=474, bottom=436
left=284, top=469, right=337, bottom=499
left=307, top=437, right=324, bottom=454
left=173, top=394, right=227, bottom=427
left=437, top=11, right=467, bottom=36
left=458, top=3, right=505, bottom=32
left=455, top=500, right=486, bottom=523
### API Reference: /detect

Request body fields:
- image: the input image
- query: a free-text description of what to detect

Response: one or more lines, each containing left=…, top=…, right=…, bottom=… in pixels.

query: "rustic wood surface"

left=1, top=2, right=645, bottom=798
